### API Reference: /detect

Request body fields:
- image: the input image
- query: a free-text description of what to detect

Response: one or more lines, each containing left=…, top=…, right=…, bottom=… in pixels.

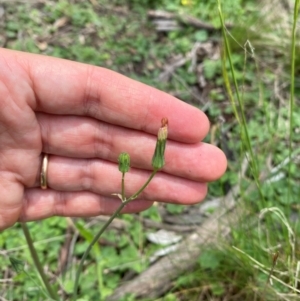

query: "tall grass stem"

left=217, top=0, right=264, bottom=202
left=288, top=0, right=300, bottom=202
left=21, top=223, right=59, bottom=300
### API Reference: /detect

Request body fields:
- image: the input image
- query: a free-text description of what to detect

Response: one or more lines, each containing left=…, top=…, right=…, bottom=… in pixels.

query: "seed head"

left=152, top=118, right=168, bottom=170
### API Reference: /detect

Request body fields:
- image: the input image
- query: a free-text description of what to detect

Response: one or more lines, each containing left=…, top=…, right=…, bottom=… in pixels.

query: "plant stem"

left=21, top=223, right=59, bottom=300
left=121, top=172, right=125, bottom=200
left=128, top=168, right=158, bottom=201
left=72, top=169, right=158, bottom=300
left=218, top=0, right=264, bottom=202
left=288, top=0, right=300, bottom=203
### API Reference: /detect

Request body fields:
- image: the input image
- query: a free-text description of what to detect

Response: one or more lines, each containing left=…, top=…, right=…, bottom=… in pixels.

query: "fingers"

left=21, top=189, right=154, bottom=222
left=0, top=178, right=23, bottom=230
left=0, top=48, right=209, bottom=143
left=35, top=156, right=208, bottom=204
left=20, top=154, right=208, bottom=222
left=37, top=114, right=227, bottom=182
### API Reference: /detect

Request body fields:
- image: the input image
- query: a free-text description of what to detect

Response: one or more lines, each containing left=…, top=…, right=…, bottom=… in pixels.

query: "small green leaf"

left=211, top=282, right=225, bottom=296
left=166, top=204, right=185, bottom=214
left=194, top=30, right=208, bottom=42
left=63, top=279, right=74, bottom=294
left=203, top=59, right=221, bottom=80
left=198, top=250, right=221, bottom=270
left=10, top=257, right=25, bottom=273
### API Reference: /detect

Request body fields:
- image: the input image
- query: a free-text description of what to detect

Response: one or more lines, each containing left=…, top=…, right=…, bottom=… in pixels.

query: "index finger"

left=1, top=48, right=209, bottom=143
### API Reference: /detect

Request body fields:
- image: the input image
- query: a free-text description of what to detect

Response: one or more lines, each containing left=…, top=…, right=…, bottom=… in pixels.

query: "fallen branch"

left=148, top=10, right=216, bottom=31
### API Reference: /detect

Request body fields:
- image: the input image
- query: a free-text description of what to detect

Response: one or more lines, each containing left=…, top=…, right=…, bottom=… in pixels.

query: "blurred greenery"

left=1, top=0, right=300, bottom=300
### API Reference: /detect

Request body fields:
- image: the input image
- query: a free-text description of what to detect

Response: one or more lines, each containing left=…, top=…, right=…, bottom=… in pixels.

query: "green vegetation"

left=1, top=0, right=300, bottom=300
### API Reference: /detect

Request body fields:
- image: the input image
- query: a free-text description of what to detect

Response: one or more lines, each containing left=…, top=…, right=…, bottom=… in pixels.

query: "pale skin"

left=0, top=48, right=227, bottom=231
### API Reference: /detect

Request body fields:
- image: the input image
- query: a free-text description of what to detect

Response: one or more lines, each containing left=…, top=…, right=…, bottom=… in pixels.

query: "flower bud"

left=152, top=118, right=168, bottom=169
left=118, top=152, right=130, bottom=173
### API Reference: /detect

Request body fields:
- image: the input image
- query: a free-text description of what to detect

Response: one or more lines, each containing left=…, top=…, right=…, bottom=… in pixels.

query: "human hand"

left=0, top=48, right=226, bottom=230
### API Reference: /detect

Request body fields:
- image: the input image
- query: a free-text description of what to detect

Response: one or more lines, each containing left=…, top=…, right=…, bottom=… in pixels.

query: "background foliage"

left=1, top=0, right=300, bottom=300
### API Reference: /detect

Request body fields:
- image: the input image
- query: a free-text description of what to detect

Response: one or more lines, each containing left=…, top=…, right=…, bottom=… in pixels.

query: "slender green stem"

left=72, top=202, right=126, bottom=300
left=218, top=1, right=264, bottom=201
left=288, top=0, right=300, bottom=203
left=121, top=172, right=125, bottom=200
left=72, top=169, right=158, bottom=300
left=21, top=223, right=59, bottom=300
left=127, top=169, right=158, bottom=201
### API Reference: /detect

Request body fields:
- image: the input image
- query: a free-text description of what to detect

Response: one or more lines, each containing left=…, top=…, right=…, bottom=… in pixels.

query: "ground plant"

left=1, top=0, right=300, bottom=300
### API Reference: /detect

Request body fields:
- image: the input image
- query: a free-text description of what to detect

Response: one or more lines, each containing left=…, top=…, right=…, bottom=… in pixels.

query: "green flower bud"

left=118, top=152, right=130, bottom=173
left=152, top=118, right=168, bottom=169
